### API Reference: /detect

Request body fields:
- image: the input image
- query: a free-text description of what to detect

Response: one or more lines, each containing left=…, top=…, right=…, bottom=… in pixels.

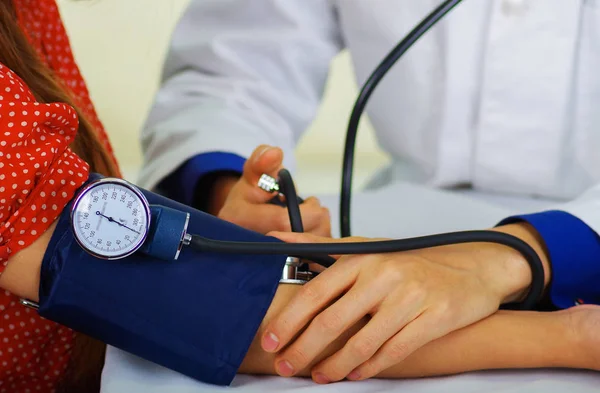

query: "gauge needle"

left=95, top=211, right=141, bottom=235
left=96, top=202, right=107, bottom=231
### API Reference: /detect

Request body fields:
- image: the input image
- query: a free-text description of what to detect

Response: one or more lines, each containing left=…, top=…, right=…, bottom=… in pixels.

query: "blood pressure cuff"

left=36, top=173, right=288, bottom=385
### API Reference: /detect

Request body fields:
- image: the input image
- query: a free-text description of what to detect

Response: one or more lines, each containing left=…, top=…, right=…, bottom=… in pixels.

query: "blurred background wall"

left=57, top=0, right=389, bottom=194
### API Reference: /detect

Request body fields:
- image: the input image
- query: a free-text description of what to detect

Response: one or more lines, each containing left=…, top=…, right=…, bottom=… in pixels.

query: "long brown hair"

left=1, top=1, right=116, bottom=391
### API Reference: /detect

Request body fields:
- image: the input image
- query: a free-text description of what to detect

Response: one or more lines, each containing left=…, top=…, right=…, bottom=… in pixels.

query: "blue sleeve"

left=499, top=210, right=600, bottom=309
left=158, top=152, right=246, bottom=205
left=38, top=173, right=286, bottom=385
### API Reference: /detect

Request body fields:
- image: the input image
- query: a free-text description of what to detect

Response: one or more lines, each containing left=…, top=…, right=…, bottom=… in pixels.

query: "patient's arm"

left=240, top=284, right=598, bottom=381
left=7, top=223, right=595, bottom=381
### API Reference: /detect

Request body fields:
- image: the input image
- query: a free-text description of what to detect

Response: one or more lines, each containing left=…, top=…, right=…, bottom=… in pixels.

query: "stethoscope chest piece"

left=280, top=257, right=314, bottom=285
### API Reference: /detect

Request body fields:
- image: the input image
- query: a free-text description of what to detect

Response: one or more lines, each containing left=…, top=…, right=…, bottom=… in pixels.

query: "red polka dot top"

left=0, top=1, right=119, bottom=391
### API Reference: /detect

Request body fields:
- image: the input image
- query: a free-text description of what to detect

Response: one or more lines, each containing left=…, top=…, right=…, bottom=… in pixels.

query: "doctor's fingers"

left=219, top=203, right=293, bottom=234
left=233, top=197, right=330, bottom=235
left=272, top=281, right=386, bottom=378
left=266, top=197, right=330, bottom=234
left=310, top=301, right=424, bottom=383
left=260, top=256, right=364, bottom=354
left=243, top=145, right=284, bottom=184
left=240, top=145, right=285, bottom=203
left=299, top=197, right=332, bottom=237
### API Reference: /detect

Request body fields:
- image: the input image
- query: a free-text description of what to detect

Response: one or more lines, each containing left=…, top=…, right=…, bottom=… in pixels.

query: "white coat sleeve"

left=503, top=185, right=600, bottom=308
left=138, top=0, right=343, bottom=190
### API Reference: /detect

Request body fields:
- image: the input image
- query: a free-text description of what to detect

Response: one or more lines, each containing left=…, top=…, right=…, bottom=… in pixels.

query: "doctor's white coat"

left=139, top=0, right=600, bottom=233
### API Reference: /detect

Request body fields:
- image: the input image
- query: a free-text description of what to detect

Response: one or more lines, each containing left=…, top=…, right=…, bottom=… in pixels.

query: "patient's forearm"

left=240, top=285, right=585, bottom=378
left=0, top=221, right=56, bottom=301
left=377, top=309, right=578, bottom=378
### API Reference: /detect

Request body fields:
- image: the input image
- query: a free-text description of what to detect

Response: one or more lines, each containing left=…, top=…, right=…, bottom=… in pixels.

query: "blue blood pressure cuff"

left=36, top=174, right=287, bottom=385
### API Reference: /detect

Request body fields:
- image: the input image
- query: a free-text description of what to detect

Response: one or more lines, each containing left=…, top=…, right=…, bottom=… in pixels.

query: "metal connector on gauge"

left=20, top=298, right=39, bottom=310
left=260, top=175, right=309, bottom=283
left=280, top=257, right=313, bottom=285
left=258, top=174, right=280, bottom=193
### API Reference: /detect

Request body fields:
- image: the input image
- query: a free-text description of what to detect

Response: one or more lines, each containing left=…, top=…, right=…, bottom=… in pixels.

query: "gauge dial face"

left=71, top=179, right=150, bottom=259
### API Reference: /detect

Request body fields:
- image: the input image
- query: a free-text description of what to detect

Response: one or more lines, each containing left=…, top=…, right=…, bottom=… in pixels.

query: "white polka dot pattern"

left=1, top=1, right=121, bottom=392
left=0, top=67, right=85, bottom=392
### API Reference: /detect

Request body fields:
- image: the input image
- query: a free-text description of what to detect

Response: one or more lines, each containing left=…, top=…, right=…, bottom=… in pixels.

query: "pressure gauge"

left=71, top=178, right=151, bottom=260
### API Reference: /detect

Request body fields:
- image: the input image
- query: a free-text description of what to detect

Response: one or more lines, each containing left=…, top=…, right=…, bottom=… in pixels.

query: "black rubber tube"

left=277, top=169, right=304, bottom=233
left=242, top=0, right=545, bottom=311
left=340, top=0, right=464, bottom=238
left=190, top=229, right=544, bottom=310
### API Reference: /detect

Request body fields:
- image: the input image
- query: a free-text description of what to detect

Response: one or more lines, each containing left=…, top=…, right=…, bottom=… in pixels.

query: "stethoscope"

left=65, top=0, right=545, bottom=311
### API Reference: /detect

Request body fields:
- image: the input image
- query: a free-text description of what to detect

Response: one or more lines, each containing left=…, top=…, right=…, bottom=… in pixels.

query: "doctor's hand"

left=213, top=145, right=331, bottom=236
left=261, top=226, right=549, bottom=384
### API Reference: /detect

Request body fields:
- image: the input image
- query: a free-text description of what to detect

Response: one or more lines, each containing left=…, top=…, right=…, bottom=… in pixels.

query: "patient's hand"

left=240, top=286, right=600, bottom=381
left=215, top=145, right=331, bottom=236
left=259, top=230, right=538, bottom=383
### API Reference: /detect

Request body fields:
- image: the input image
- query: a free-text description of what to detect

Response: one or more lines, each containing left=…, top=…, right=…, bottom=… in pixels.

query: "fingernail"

left=277, top=360, right=295, bottom=377
left=254, top=146, right=271, bottom=163
left=347, top=370, right=361, bottom=380
left=313, top=372, right=331, bottom=384
left=262, top=331, right=279, bottom=352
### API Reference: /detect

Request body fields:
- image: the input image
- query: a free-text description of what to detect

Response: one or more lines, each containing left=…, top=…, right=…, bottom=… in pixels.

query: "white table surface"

left=101, top=182, right=600, bottom=392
